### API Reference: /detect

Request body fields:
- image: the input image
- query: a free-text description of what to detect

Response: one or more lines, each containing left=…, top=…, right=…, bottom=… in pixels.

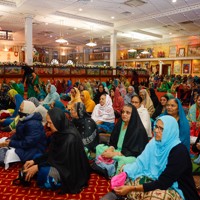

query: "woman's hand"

left=0, top=140, right=10, bottom=147
left=24, top=165, right=38, bottom=181
left=23, top=160, right=35, bottom=170
left=114, top=185, right=132, bottom=196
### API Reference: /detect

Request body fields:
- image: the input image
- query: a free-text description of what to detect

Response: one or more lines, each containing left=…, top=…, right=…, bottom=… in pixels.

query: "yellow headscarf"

left=8, top=89, right=18, bottom=99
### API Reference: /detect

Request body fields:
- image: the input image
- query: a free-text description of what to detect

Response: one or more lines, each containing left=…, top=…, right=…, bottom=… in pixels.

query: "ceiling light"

left=79, top=8, right=82, bottom=11
left=55, top=21, right=68, bottom=44
left=86, top=38, right=97, bottom=47
left=128, top=48, right=137, bottom=52
left=55, top=37, right=68, bottom=44
left=172, top=0, right=177, bottom=3
left=111, top=16, right=115, bottom=19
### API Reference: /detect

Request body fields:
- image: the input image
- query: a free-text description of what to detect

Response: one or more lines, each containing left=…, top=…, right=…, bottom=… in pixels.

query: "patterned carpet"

left=0, top=131, right=110, bottom=200
left=0, top=162, right=110, bottom=200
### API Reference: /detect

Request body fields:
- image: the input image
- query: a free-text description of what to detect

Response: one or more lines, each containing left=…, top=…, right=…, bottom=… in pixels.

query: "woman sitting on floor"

left=23, top=108, right=90, bottom=194
left=139, top=89, right=155, bottom=117
left=80, top=90, right=96, bottom=115
left=71, top=102, right=99, bottom=159
left=0, top=101, right=47, bottom=169
left=0, top=89, right=23, bottom=127
left=91, top=94, right=115, bottom=133
left=41, top=84, right=60, bottom=110
left=131, top=95, right=152, bottom=138
left=163, top=98, right=190, bottom=152
left=93, top=104, right=148, bottom=178
left=101, top=115, right=199, bottom=200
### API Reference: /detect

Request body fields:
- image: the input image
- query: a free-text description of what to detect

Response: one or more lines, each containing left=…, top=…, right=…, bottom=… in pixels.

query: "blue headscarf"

left=124, top=115, right=184, bottom=199
left=54, top=100, right=66, bottom=112
left=163, top=98, right=190, bottom=152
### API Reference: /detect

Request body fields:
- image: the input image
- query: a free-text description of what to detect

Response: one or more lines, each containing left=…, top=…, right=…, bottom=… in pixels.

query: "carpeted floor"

left=0, top=162, right=110, bottom=200
left=0, top=131, right=110, bottom=200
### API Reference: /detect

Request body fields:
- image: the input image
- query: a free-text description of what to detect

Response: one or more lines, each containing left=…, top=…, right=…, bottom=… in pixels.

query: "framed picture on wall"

left=169, top=46, right=177, bottom=57
left=174, top=62, right=181, bottom=74
left=178, top=48, right=185, bottom=57
left=188, top=45, right=200, bottom=56
left=182, top=63, right=190, bottom=74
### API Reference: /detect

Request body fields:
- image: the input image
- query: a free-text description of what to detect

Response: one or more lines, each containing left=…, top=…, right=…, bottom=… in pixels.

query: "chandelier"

left=86, top=38, right=97, bottom=47
left=55, top=21, right=68, bottom=44
left=128, top=48, right=137, bottom=52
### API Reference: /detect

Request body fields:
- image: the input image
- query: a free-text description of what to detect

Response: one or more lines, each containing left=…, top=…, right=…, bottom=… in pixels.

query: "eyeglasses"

left=154, top=125, right=164, bottom=132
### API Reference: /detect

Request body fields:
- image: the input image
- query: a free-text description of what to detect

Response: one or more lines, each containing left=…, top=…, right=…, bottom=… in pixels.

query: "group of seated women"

left=0, top=78, right=199, bottom=199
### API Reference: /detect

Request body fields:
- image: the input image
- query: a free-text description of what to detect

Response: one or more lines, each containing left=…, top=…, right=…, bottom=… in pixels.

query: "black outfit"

left=110, top=104, right=148, bottom=157
left=149, top=88, right=159, bottom=109
left=192, top=134, right=200, bottom=154
left=72, top=102, right=99, bottom=152
left=34, top=108, right=90, bottom=194
left=0, top=84, right=11, bottom=110
left=151, top=103, right=163, bottom=120
left=143, top=144, right=199, bottom=200
left=93, top=87, right=107, bottom=104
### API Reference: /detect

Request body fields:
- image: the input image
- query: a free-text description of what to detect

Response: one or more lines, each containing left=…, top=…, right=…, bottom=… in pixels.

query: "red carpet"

left=0, top=162, right=110, bottom=200
left=0, top=131, right=110, bottom=200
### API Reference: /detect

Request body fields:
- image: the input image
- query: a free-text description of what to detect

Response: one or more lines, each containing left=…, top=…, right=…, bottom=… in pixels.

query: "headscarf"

left=34, top=105, right=47, bottom=125
left=12, top=94, right=24, bottom=118
left=110, top=104, right=148, bottom=157
left=28, top=97, right=40, bottom=107
left=124, top=86, right=136, bottom=104
left=72, top=102, right=99, bottom=151
left=8, top=89, right=18, bottom=99
left=124, top=115, right=184, bottom=199
left=53, top=100, right=66, bottom=113
left=47, top=108, right=90, bottom=194
left=91, top=94, right=115, bottom=123
left=140, top=89, right=155, bottom=117
left=67, top=87, right=82, bottom=110
left=163, top=98, right=190, bottom=151
left=42, top=84, right=60, bottom=105
left=81, top=90, right=95, bottom=113
left=112, top=87, right=124, bottom=114
left=149, top=88, right=159, bottom=108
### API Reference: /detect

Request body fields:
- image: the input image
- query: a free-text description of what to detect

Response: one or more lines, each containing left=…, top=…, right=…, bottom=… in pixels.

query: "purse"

left=111, top=172, right=127, bottom=189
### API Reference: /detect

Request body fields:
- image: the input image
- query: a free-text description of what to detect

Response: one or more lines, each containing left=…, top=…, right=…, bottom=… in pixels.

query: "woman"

left=124, top=86, right=137, bottom=104
left=71, top=102, right=99, bottom=156
left=0, top=89, right=23, bottom=127
left=33, top=84, right=46, bottom=102
left=21, top=65, right=39, bottom=98
left=93, top=83, right=107, bottom=105
left=110, top=87, right=124, bottom=119
left=50, top=100, right=68, bottom=113
left=101, top=116, right=199, bottom=200
left=66, top=87, right=82, bottom=111
left=41, top=84, right=60, bottom=110
left=187, top=94, right=200, bottom=125
left=80, top=90, right=95, bottom=114
left=139, top=89, right=155, bottom=117
left=164, top=98, right=190, bottom=152
left=0, top=83, right=11, bottom=110
left=94, top=104, right=148, bottom=177
left=192, top=134, right=200, bottom=174
left=92, top=94, right=115, bottom=133
left=131, top=95, right=152, bottom=138
left=0, top=101, right=47, bottom=168
left=23, top=108, right=90, bottom=194
left=152, top=94, right=169, bottom=121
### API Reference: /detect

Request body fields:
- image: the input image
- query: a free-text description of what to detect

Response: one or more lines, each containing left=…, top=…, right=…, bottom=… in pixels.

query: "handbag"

left=111, top=172, right=127, bottom=189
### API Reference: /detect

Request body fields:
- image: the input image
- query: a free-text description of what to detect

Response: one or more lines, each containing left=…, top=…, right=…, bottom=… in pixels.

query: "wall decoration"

left=178, top=48, right=185, bottom=57
left=169, top=46, right=177, bottom=57
left=174, top=61, right=181, bottom=74
left=192, top=60, right=200, bottom=74
left=188, top=45, right=200, bottom=57
left=182, top=63, right=190, bottom=74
